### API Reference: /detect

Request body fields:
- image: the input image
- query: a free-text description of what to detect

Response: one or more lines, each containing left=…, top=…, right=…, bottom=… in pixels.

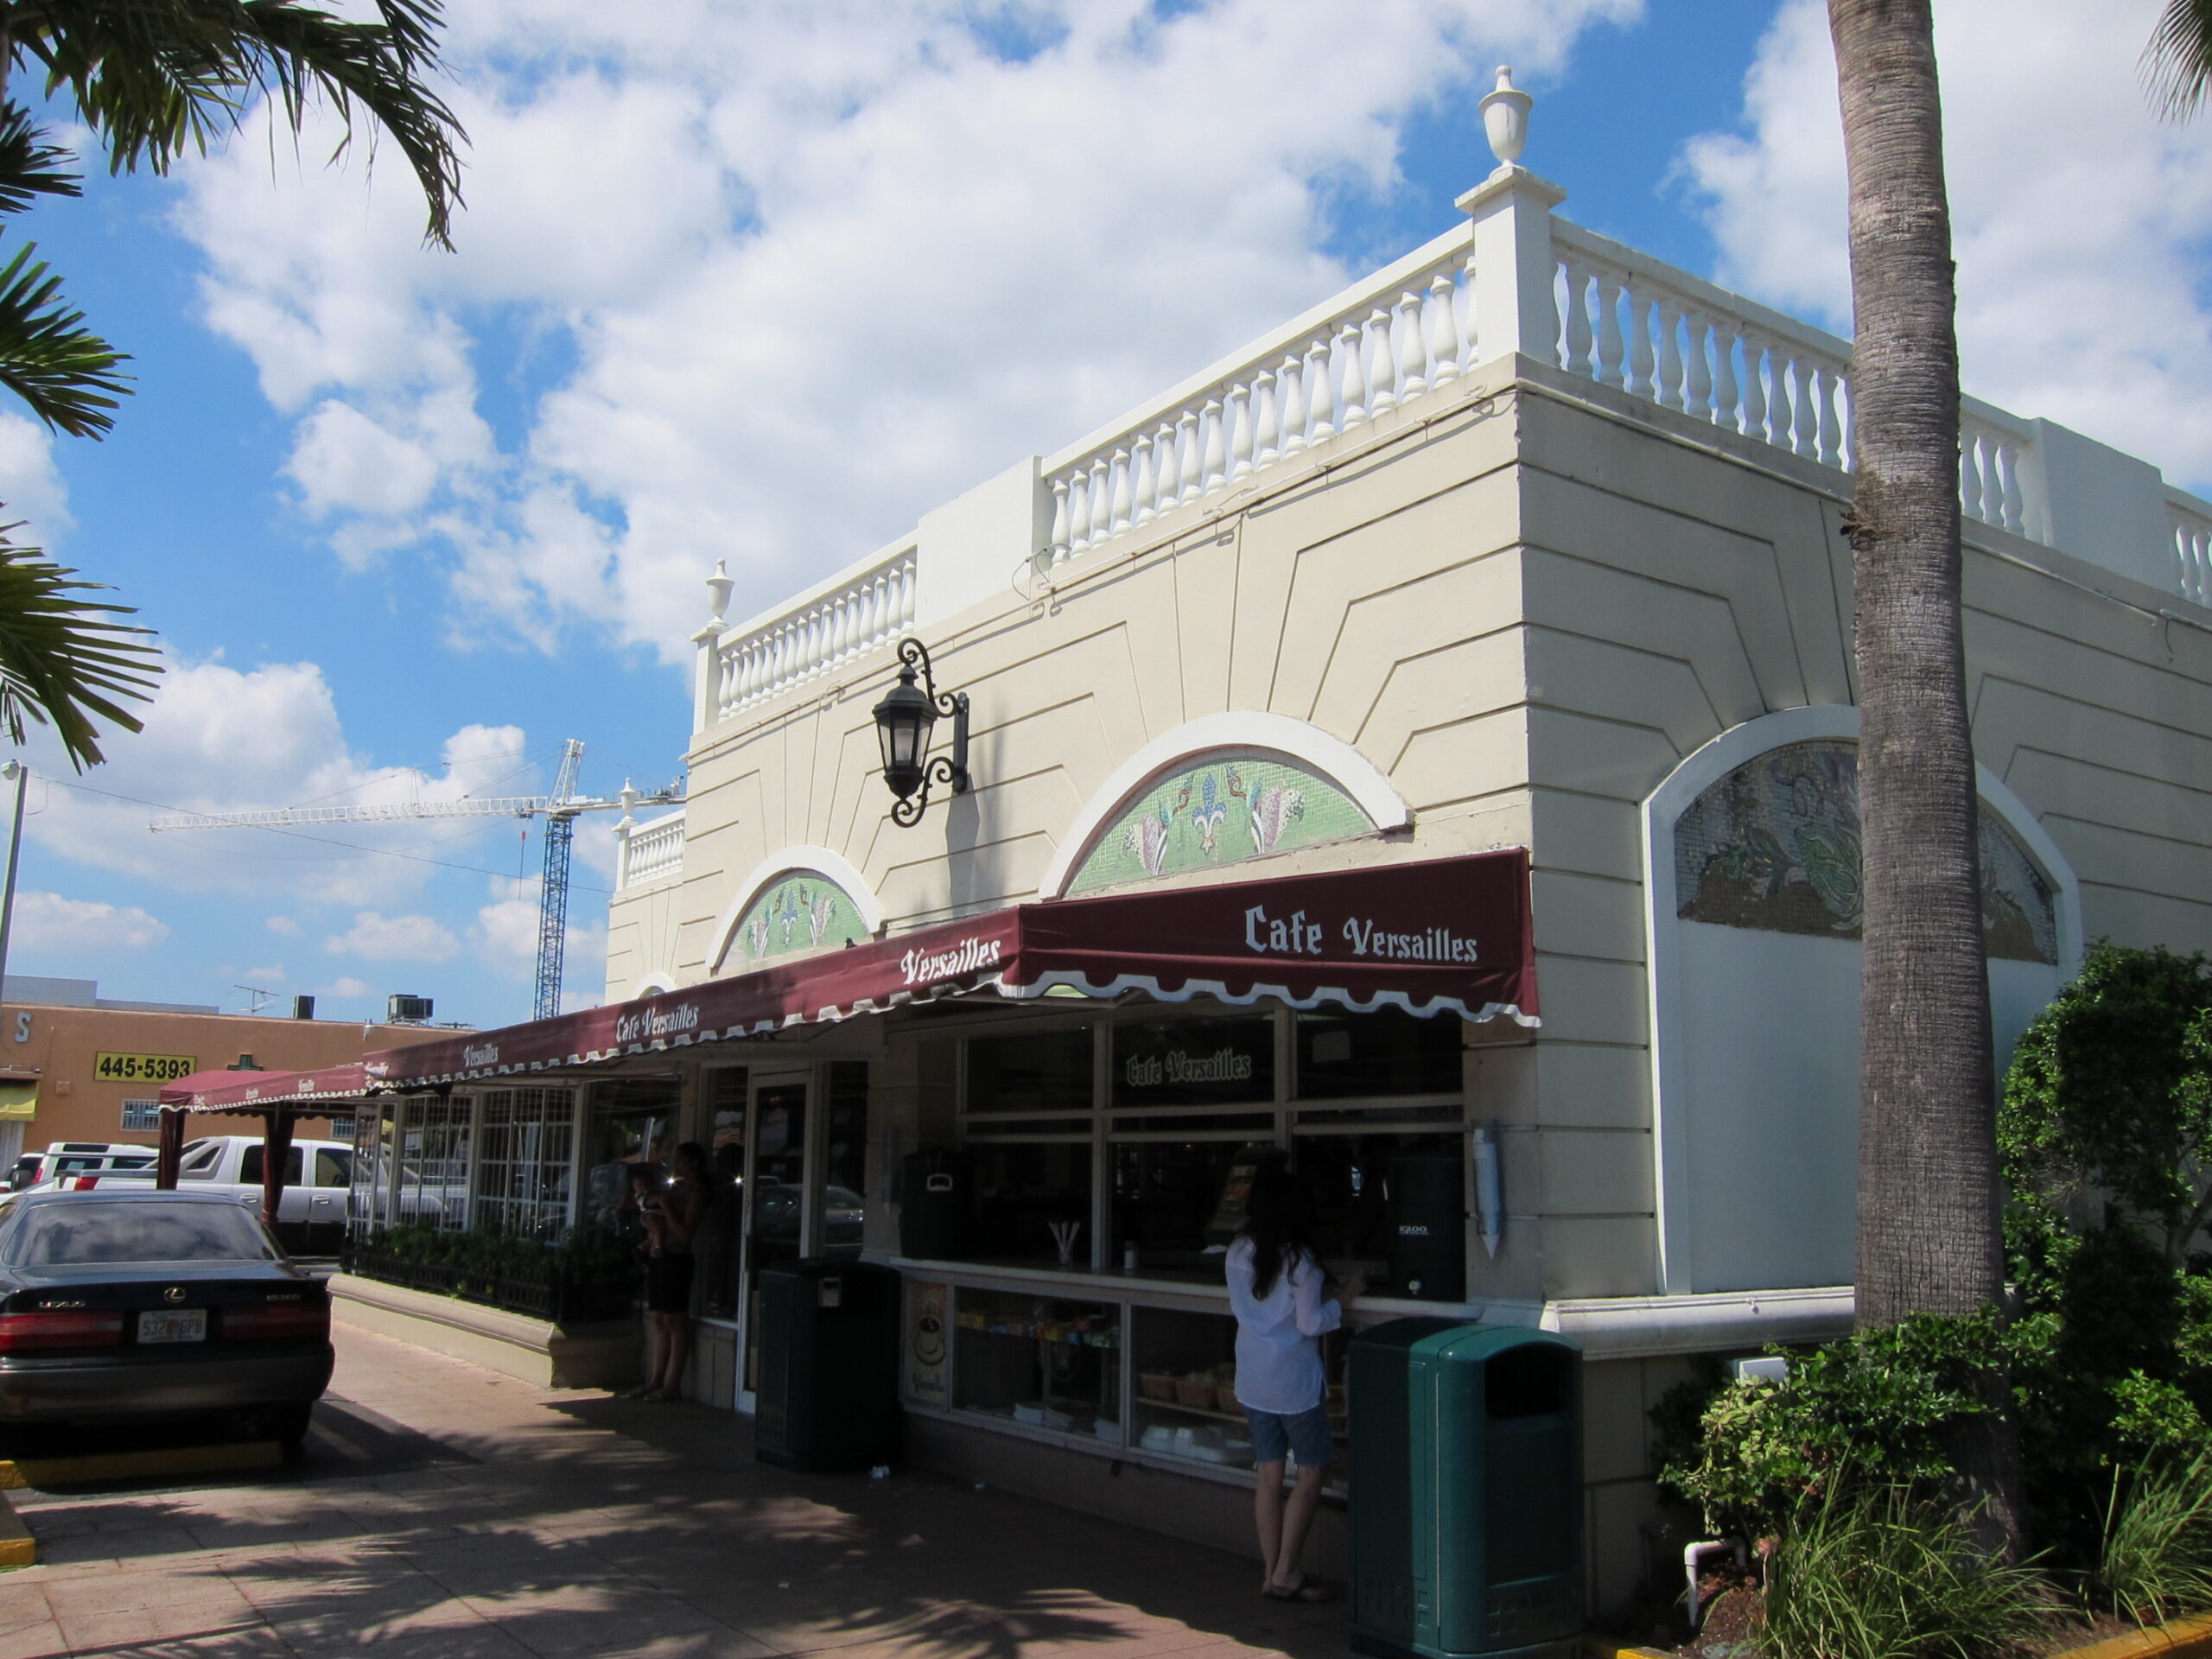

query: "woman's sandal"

left=1263, top=1578, right=1339, bottom=1603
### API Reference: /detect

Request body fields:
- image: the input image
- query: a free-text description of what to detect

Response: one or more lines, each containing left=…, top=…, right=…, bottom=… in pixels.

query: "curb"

left=0, top=1441, right=281, bottom=1490
left=1584, top=1610, right=2212, bottom=1659
left=0, top=1491, right=30, bottom=1567
left=2058, top=1612, right=2212, bottom=1659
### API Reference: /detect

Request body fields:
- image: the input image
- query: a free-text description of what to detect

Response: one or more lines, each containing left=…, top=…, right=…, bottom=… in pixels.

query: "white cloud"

left=0, top=412, right=72, bottom=550
left=10, top=891, right=168, bottom=956
left=20, top=657, right=531, bottom=904
left=266, top=915, right=302, bottom=938
left=173, top=0, right=1637, bottom=662
left=475, top=874, right=603, bottom=980
left=243, top=963, right=287, bottom=984
left=1679, top=0, right=2212, bottom=491
left=286, top=400, right=442, bottom=519
left=320, top=976, right=372, bottom=999
left=325, top=911, right=462, bottom=962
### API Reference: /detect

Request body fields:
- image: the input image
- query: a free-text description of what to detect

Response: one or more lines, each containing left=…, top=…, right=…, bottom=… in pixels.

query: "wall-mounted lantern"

left=872, top=638, right=969, bottom=827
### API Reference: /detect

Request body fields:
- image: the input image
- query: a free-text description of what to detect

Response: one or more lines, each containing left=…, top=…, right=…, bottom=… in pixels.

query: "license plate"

left=137, top=1309, right=207, bottom=1344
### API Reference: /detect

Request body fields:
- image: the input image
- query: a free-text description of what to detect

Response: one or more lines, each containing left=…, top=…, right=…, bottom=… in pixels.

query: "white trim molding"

left=1036, top=712, right=1411, bottom=899
left=629, top=973, right=677, bottom=1001
left=1640, top=704, right=2084, bottom=1294
left=707, top=846, right=887, bottom=976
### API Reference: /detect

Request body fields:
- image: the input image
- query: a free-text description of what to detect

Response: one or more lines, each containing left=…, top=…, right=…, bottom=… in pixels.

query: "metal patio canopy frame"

left=153, top=1063, right=377, bottom=1224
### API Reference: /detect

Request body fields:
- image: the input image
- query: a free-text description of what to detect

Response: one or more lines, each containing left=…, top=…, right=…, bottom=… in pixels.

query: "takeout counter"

left=882, top=1254, right=1475, bottom=1500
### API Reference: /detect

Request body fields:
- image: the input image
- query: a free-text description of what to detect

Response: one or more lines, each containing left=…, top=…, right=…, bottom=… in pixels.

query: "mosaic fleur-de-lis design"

left=1191, top=772, right=1227, bottom=854
left=1249, top=783, right=1305, bottom=855
left=775, top=883, right=804, bottom=945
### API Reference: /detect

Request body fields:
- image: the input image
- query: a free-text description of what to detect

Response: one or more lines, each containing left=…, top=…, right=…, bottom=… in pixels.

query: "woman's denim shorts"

left=1244, top=1402, right=1335, bottom=1469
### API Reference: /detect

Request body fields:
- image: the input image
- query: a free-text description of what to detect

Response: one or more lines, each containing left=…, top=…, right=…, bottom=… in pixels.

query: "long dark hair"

left=1241, top=1157, right=1319, bottom=1299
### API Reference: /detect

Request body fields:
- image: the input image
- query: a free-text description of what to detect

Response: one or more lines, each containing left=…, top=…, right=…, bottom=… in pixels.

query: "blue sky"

left=3, top=0, right=2206, bottom=1032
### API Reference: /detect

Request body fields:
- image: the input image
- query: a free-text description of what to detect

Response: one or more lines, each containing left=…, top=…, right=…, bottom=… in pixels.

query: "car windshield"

left=14, top=1201, right=279, bottom=1266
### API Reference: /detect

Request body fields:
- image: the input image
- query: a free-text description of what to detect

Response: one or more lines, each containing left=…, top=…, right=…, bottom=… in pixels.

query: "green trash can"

left=1349, top=1320, right=1583, bottom=1659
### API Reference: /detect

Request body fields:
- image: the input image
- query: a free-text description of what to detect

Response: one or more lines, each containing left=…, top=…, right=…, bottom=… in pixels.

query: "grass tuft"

left=1760, top=1482, right=2050, bottom=1659
left=2093, top=1449, right=2212, bottom=1626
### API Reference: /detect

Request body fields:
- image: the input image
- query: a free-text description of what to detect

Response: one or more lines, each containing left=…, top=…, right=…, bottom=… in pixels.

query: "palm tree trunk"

left=1827, top=0, right=2022, bottom=1551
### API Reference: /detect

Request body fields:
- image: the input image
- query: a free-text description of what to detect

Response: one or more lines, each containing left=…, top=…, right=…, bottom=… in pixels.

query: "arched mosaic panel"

left=728, top=873, right=873, bottom=966
left=1066, top=751, right=1376, bottom=895
left=1673, top=738, right=2057, bottom=963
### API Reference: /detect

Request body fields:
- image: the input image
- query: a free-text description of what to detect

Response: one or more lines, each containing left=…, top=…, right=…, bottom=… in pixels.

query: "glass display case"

left=1130, top=1306, right=1250, bottom=1469
left=952, top=1288, right=1122, bottom=1444
left=1128, top=1304, right=1351, bottom=1487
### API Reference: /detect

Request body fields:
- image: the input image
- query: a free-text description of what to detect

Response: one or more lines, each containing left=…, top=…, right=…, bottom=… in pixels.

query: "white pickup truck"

left=49, top=1135, right=354, bottom=1255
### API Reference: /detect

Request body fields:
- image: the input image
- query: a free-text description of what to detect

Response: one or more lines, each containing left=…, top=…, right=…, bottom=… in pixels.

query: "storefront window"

left=581, top=1078, right=680, bottom=1233
left=1294, top=1007, right=1461, bottom=1099
left=953, top=1287, right=1121, bottom=1441
left=966, top=1028, right=1091, bottom=1114
left=969, top=1141, right=1092, bottom=1262
left=1110, top=1140, right=1270, bottom=1269
left=698, top=1068, right=747, bottom=1320
left=472, top=1086, right=576, bottom=1238
left=392, top=1094, right=471, bottom=1230
left=1112, top=1015, right=1274, bottom=1108
left=823, top=1061, right=869, bottom=1260
left=1295, top=1130, right=1466, bottom=1300
left=346, top=1104, right=396, bottom=1236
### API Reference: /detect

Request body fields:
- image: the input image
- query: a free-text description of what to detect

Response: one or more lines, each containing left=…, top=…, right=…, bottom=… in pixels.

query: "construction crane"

left=151, top=740, right=683, bottom=1021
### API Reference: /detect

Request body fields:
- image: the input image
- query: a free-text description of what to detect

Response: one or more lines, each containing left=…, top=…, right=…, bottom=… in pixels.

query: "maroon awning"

left=156, top=1063, right=373, bottom=1114
left=365, top=849, right=1539, bottom=1090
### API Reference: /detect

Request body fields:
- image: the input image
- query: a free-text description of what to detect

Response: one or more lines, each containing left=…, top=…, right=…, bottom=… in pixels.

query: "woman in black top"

left=641, top=1141, right=711, bottom=1401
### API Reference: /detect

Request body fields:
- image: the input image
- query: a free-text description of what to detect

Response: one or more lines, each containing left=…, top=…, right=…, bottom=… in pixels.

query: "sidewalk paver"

left=0, top=1325, right=1349, bottom=1659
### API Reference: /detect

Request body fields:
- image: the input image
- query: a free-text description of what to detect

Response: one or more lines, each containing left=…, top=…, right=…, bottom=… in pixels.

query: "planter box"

left=331, top=1272, right=639, bottom=1390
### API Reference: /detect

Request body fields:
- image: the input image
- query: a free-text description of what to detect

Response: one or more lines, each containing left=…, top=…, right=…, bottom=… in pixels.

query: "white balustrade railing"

left=1958, top=400, right=2042, bottom=542
left=2172, top=492, right=2212, bottom=607
left=616, top=810, right=686, bottom=892
left=707, top=544, right=916, bottom=722
left=1550, top=220, right=1853, bottom=469
left=1039, top=220, right=1480, bottom=567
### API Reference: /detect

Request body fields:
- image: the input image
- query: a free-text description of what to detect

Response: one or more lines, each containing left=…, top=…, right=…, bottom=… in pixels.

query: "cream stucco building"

left=355, top=80, right=2212, bottom=1612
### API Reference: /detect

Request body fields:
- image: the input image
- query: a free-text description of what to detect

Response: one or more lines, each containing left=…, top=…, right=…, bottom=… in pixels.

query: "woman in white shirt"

left=1227, top=1158, right=1364, bottom=1601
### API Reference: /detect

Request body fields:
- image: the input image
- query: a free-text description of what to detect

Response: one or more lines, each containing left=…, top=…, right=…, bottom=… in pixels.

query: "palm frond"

left=0, top=105, right=82, bottom=217
left=0, top=244, right=132, bottom=438
left=0, top=531, right=162, bottom=771
left=10, top=0, right=465, bottom=249
left=2145, top=0, right=2212, bottom=120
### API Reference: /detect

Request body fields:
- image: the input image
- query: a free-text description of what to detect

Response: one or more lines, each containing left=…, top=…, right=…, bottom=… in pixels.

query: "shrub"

left=1656, top=1310, right=2015, bottom=1537
left=2091, top=1449, right=2212, bottom=1626
left=1760, top=1482, right=2050, bottom=1659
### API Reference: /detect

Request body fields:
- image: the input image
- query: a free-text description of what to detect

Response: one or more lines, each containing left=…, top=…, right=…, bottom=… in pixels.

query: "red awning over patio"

left=364, top=849, right=1539, bottom=1090
left=156, top=1063, right=374, bottom=1114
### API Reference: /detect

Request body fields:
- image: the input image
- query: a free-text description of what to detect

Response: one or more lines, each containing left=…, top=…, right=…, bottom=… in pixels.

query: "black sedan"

left=0, top=1187, right=333, bottom=1450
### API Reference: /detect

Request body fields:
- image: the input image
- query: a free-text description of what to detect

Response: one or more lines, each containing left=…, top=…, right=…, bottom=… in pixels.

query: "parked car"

left=44, top=1136, right=354, bottom=1255
left=10, top=1142, right=157, bottom=1192
left=0, top=1187, right=332, bottom=1449
left=753, top=1182, right=865, bottom=1246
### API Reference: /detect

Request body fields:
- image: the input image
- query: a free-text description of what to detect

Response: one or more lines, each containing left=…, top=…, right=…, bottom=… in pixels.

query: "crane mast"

left=149, top=738, right=681, bottom=1022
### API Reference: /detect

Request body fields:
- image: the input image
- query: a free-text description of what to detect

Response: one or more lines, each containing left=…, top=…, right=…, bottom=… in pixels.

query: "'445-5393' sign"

left=95, top=1052, right=196, bottom=1084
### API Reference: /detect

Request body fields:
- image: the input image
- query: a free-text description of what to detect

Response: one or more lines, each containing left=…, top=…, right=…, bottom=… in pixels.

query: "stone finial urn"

left=1480, top=66, right=1533, bottom=170
left=704, top=558, right=734, bottom=625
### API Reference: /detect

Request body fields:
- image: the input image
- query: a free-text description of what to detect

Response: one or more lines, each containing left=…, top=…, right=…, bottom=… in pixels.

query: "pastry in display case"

left=951, top=1288, right=1122, bottom=1443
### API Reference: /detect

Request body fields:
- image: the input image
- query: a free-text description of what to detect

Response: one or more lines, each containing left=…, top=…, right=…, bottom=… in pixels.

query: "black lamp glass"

left=872, top=638, right=970, bottom=826
left=873, top=665, right=937, bottom=801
